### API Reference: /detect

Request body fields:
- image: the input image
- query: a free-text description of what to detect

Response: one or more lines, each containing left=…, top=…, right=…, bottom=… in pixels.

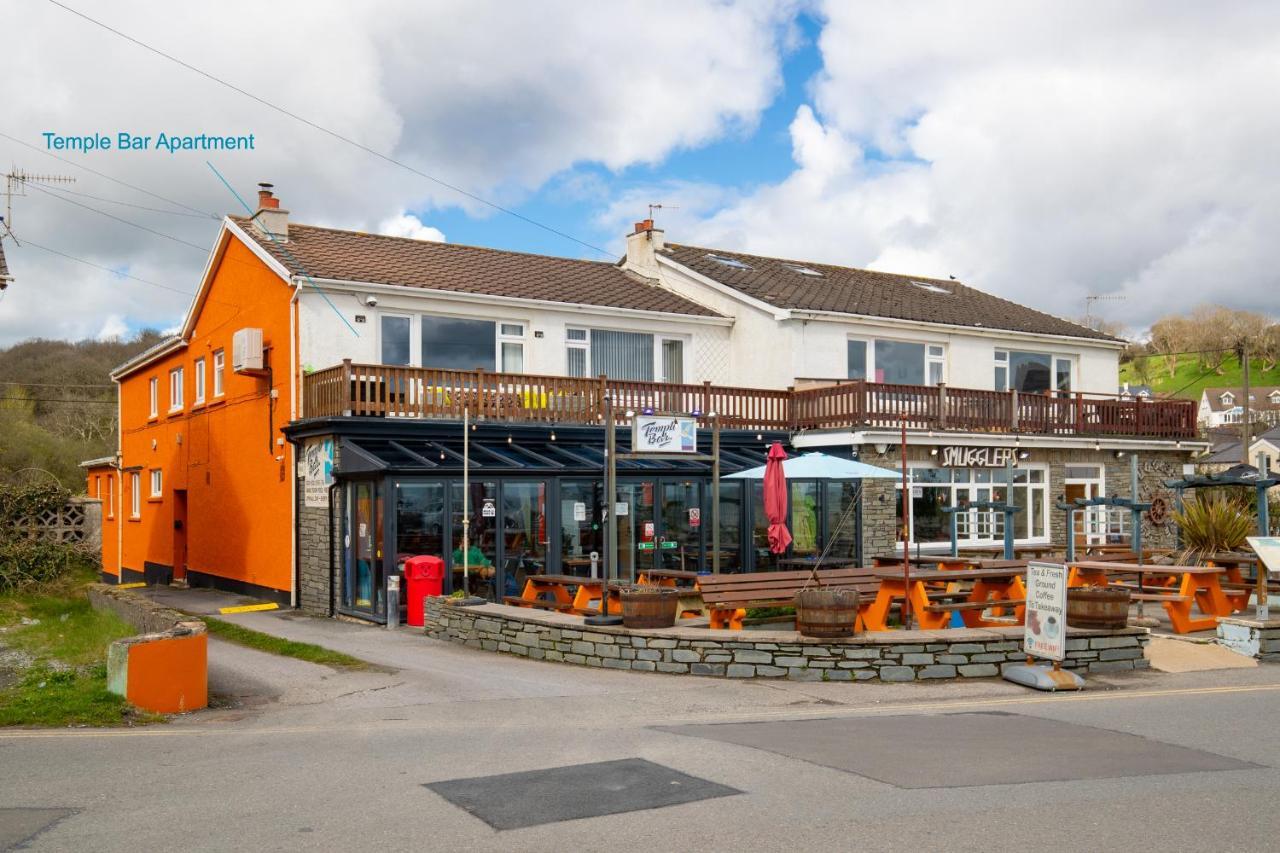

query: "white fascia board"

left=297, top=276, right=735, bottom=326
left=788, top=309, right=1127, bottom=351
left=110, top=338, right=188, bottom=380
left=654, top=254, right=791, bottom=320
left=792, top=429, right=1208, bottom=454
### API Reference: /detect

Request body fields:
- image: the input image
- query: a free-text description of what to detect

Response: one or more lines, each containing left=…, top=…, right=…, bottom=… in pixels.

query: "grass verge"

left=204, top=618, right=370, bottom=669
left=0, top=569, right=161, bottom=727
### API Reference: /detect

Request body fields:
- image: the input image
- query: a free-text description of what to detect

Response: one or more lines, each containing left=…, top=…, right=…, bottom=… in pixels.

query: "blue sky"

left=415, top=14, right=826, bottom=261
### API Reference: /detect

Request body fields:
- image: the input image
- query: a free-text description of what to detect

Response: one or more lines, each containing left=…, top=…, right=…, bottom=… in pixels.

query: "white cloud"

left=0, top=1, right=795, bottom=344
left=377, top=214, right=445, bottom=243
left=685, top=1, right=1280, bottom=333
left=95, top=314, right=129, bottom=341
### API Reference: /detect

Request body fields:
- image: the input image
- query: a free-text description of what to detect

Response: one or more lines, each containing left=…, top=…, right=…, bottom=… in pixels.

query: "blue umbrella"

left=726, top=452, right=900, bottom=480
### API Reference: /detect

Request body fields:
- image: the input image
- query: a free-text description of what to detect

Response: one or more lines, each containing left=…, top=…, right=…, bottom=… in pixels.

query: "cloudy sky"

left=2, top=0, right=1277, bottom=346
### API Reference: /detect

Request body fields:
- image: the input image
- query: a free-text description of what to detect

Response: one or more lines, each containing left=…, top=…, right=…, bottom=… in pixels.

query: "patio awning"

left=1164, top=462, right=1280, bottom=490
left=726, top=452, right=900, bottom=480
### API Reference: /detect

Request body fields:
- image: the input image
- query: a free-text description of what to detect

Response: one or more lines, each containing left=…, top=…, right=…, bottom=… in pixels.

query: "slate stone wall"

left=424, top=599, right=1150, bottom=682
left=296, top=436, right=342, bottom=615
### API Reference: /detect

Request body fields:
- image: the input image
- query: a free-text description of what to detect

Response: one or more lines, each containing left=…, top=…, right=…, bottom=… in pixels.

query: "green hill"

left=1121, top=353, right=1280, bottom=400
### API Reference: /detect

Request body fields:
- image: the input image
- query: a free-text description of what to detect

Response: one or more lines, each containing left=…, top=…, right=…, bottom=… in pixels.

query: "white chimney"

left=250, top=182, right=289, bottom=242
left=624, top=218, right=664, bottom=279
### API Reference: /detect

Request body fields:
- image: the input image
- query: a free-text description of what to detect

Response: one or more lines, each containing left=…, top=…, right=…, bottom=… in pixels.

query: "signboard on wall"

left=1024, top=561, right=1068, bottom=662
left=632, top=415, right=697, bottom=454
left=303, top=437, right=334, bottom=508
left=939, top=446, right=1016, bottom=468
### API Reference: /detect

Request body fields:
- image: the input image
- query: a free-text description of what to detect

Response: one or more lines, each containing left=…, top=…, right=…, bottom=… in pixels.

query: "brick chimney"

left=250, top=182, right=289, bottom=242
left=623, top=218, right=664, bottom=279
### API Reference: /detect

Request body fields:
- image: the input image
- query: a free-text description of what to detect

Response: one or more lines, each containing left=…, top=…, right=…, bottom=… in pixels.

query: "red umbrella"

left=763, top=441, right=792, bottom=554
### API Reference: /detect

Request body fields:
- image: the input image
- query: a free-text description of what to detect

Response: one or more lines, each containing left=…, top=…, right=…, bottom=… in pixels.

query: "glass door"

left=658, top=480, right=703, bottom=571
left=450, top=480, right=498, bottom=600
left=500, top=481, right=548, bottom=599
left=345, top=481, right=385, bottom=617
left=615, top=480, right=657, bottom=582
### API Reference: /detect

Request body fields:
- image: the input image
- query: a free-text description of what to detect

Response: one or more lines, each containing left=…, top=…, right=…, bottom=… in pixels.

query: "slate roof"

left=660, top=243, right=1120, bottom=342
left=231, top=218, right=719, bottom=318
left=1200, top=386, right=1280, bottom=414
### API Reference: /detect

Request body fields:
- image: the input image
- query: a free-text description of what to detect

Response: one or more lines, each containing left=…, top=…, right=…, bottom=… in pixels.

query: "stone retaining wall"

left=1216, top=616, right=1280, bottom=661
left=424, top=599, right=1150, bottom=682
left=87, top=583, right=202, bottom=636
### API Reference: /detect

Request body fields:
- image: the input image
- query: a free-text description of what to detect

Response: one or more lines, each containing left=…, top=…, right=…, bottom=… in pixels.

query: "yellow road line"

left=3, top=681, right=1280, bottom=741
left=218, top=603, right=279, bottom=614
left=116, top=582, right=146, bottom=589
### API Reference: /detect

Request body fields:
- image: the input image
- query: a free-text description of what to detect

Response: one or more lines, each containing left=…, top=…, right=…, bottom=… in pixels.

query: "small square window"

left=566, top=328, right=587, bottom=342
left=500, top=323, right=524, bottom=336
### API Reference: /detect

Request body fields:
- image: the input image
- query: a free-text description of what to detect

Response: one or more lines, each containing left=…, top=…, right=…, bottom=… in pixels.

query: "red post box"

left=403, top=555, right=445, bottom=627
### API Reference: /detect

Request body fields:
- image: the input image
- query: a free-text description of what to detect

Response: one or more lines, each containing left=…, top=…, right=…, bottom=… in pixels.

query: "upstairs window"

left=194, top=357, right=206, bottom=404
left=995, top=350, right=1073, bottom=393
left=847, top=337, right=945, bottom=386
left=148, top=377, right=158, bottom=418
left=150, top=468, right=163, bottom=498
left=380, top=315, right=412, bottom=366
left=213, top=350, right=226, bottom=397
left=499, top=323, right=525, bottom=373
left=565, top=328, right=681, bottom=382
left=421, top=315, right=496, bottom=371
left=169, top=367, right=184, bottom=412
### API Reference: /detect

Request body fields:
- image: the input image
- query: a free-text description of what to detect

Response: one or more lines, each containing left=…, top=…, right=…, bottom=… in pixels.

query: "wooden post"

left=937, top=383, right=948, bottom=429
left=341, top=358, right=353, bottom=417
left=712, top=414, right=721, bottom=574
left=900, top=413, right=912, bottom=629
left=1075, top=391, right=1084, bottom=435
left=1010, top=389, right=1019, bottom=432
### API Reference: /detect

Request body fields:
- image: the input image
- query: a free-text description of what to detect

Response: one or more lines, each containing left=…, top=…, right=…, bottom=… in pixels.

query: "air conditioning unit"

left=232, top=327, right=264, bottom=373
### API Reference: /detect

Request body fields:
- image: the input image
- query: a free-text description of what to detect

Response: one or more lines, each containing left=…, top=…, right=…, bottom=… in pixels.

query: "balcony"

left=301, top=361, right=1198, bottom=440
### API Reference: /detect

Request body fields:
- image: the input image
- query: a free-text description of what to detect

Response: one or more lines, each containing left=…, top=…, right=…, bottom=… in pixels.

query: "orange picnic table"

left=1067, top=561, right=1242, bottom=634
left=503, top=574, right=623, bottom=614
left=863, top=567, right=1027, bottom=631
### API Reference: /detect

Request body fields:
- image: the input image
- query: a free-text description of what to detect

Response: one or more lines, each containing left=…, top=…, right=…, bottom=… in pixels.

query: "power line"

left=0, top=381, right=116, bottom=389
left=45, top=0, right=613, bottom=259
left=24, top=182, right=211, bottom=254
left=0, top=397, right=116, bottom=404
left=15, top=237, right=197, bottom=297
left=27, top=180, right=213, bottom=218
left=0, top=130, right=219, bottom=219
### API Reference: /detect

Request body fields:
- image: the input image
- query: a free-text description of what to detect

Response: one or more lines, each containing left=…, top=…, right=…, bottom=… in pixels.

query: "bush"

left=1171, top=491, right=1254, bottom=564
left=0, top=482, right=95, bottom=591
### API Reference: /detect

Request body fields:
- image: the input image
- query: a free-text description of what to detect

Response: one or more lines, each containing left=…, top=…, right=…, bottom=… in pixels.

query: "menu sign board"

left=303, top=437, right=334, bottom=508
left=632, top=415, right=697, bottom=454
left=939, top=446, right=1016, bottom=468
left=1024, top=561, right=1068, bottom=661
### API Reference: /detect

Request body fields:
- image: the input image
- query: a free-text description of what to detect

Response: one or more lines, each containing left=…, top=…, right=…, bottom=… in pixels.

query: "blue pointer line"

left=206, top=160, right=359, bottom=337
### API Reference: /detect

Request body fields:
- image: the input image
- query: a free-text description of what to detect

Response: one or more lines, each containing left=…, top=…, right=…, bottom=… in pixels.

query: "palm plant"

left=1171, top=491, right=1254, bottom=564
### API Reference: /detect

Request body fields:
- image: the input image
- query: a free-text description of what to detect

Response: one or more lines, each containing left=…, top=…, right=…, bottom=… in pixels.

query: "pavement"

left=3, top=586, right=1279, bottom=851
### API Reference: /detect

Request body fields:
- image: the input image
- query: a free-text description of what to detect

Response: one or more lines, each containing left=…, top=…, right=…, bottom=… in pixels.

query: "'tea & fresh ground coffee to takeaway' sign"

left=1024, top=561, right=1068, bottom=661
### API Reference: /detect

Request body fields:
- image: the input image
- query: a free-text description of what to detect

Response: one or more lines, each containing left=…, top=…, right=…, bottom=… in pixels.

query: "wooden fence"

left=301, top=361, right=1197, bottom=439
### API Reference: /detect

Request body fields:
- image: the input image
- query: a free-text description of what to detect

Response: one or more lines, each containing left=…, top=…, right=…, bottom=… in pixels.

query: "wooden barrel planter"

left=1067, top=586, right=1131, bottom=630
left=620, top=586, right=679, bottom=629
left=794, top=588, right=859, bottom=638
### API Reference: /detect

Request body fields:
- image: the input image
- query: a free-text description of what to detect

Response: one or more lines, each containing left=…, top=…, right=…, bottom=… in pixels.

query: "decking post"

left=1010, top=389, right=1019, bottom=431
left=786, top=385, right=796, bottom=430
left=1075, top=391, right=1084, bottom=434
left=598, top=374, right=608, bottom=423
left=937, top=383, right=948, bottom=429
left=702, top=380, right=712, bottom=423
left=341, top=358, right=353, bottom=417
left=476, top=367, right=486, bottom=419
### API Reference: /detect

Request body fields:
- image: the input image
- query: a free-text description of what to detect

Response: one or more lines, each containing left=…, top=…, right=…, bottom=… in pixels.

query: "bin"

left=404, top=555, right=445, bottom=627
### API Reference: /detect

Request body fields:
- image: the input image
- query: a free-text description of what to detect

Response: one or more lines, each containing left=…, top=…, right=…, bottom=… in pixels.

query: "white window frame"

left=213, top=350, right=225, bottom=397
left=563, top=327, right=688, bottom=382
left=148, top=377, right=158, bottom=418
left=130, top=472, right=141, bottom=519
left=150, top=468, right=163, bottom=498
left=994, top=349, right=1074, bottom=393
left=194, top=357, right=206, bottom=404
left=847, top=336, right=945, bottom=387
left=499, top=322, right=525, bottom=374
left=896, top=463, right=1051, bottom=546
left=378, top=312, right=414, bottom=367
left=106, top=475, right=114, bottom=520
left=169, top=367, right=184, bottom=412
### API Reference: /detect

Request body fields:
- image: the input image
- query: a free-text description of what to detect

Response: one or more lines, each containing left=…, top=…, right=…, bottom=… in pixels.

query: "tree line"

left=0, top=332, right=164, bottom=490
left=1124, top=306, right=1280, bottom=385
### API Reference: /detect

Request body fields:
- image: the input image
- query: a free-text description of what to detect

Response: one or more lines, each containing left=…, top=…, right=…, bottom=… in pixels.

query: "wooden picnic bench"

left=1067, top=561, right=1242, bottom=633
left=503, top=574, right=626, bottom=616
left=697, top=567, right=886, bottom=631
left=865, top=567, right=1027, bottom=630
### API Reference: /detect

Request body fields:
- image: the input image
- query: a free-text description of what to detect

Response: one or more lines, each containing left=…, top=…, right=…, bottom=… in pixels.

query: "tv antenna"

left=3, top=169, right=77, bottom=243
left=1084, top=294, right=1124, bottom=324
left=648, top=202, right=677, bottom=221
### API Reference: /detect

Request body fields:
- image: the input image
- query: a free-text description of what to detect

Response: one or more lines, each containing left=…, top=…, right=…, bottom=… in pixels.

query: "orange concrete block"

left=124, top=633, right=208, bottom=714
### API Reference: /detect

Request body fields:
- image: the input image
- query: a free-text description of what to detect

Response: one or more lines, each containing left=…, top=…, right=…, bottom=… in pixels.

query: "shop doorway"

left=1064, top=465, right=1105, bottom=548
left=172, top=490, right=187, bottom=581
left=344, top=481, right=385, bottom=619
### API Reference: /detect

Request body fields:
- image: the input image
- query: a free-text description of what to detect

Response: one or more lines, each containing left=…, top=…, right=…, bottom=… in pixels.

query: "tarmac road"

left=2, top=603, right=1278, bottom=852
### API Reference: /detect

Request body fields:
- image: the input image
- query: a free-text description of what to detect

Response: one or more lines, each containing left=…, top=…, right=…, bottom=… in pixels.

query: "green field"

left=1121, top=354, right=1280, bottom=400
left=0, top=570, right=161, bottom=727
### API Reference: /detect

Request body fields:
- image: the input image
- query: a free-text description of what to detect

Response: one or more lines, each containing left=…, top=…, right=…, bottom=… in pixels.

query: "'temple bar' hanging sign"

left=1024, top=561, right=1068, bottom=661
left=632, top=414, right=698, bottom=454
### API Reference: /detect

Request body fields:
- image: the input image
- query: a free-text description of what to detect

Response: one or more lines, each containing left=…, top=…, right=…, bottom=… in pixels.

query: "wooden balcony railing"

left=301, top=361, right=1199, bottom=440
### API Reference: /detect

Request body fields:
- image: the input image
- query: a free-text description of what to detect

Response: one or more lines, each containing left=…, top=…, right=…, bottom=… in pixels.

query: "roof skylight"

left=911, top=280, right=952, bottom=294
left=706, top=253, right=752, bottom=271
left=783, top=264, right=824, bottom=277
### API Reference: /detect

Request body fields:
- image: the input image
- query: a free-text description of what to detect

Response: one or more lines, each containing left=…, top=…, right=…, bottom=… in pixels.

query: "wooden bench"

left=501, top=596, right=597, bottom=616
left=925, top=598, right=1026, bottom=614
left=698, top=567, right=883, bottom=631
